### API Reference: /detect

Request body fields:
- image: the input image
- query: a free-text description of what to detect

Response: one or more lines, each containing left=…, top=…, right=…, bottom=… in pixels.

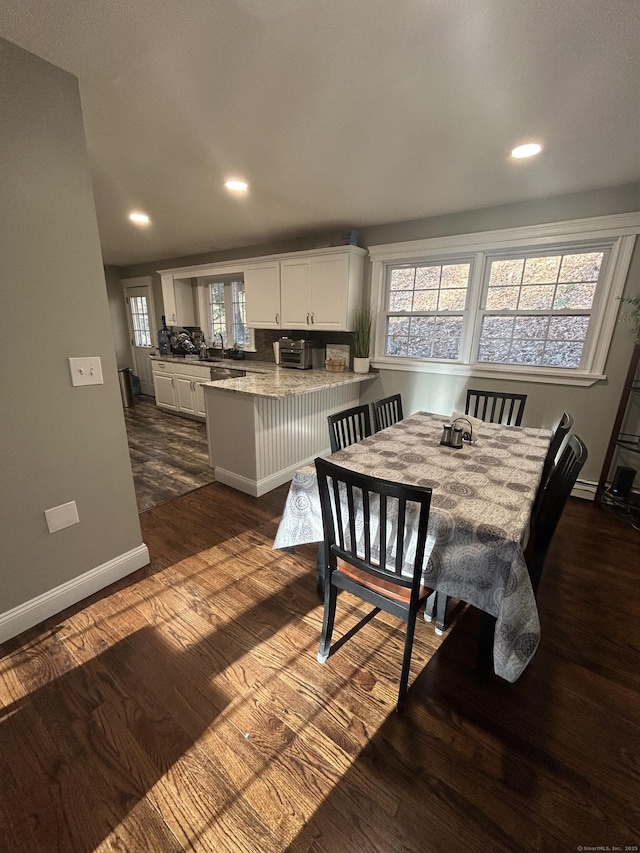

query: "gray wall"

left=105, top=265, right=133, bottom=368
left=1, top=38, right=143, bottom=614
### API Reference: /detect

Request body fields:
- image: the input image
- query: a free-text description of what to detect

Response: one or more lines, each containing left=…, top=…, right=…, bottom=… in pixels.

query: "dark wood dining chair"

left=372, top=394, right=404, bottom=432
left=327, top=404, right=372, bottom=453
left=315, top=457, right=433, bottom=712
left=525, top=433, right=587, bottom=595
left=466, top=389, right=527, bottom=426
left=531, top=412, right=574, bottom=521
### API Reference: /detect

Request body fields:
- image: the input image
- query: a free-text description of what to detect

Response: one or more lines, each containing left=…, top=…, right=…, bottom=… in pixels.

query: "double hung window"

left=370, top=213, right=640, bottom=385
left=198, top=277, right=253, bottom=349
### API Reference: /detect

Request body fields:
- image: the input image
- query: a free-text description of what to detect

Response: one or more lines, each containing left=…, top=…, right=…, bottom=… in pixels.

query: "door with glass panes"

left=123, top=278, right=155, bottom=396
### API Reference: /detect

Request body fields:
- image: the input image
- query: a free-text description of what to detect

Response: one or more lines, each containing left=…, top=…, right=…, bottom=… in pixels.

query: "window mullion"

left=464, top=252, right=486, bottom=364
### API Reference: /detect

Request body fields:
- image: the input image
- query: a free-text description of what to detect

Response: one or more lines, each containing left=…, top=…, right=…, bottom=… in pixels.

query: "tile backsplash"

left=248, top=328, right=355, bottom=365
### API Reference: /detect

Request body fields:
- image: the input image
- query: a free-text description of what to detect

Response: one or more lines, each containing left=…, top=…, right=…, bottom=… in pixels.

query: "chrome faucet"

left=212, top=332, right=224, bottom=350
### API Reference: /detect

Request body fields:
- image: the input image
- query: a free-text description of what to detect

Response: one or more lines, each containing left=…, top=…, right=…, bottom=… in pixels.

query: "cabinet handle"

left=310, top=312, right=315, bottom=324
left=306, top=312, right=310, bottom=325
left=275, top=313, right=279, bottom=324
left=171, top=378, right=175, bottom=387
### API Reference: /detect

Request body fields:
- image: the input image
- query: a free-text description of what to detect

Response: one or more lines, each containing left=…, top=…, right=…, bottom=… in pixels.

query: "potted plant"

left=352, top=304, right=372, bottom=373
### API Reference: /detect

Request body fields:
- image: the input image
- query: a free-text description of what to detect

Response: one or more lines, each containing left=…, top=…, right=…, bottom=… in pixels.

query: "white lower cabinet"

left=152, top=360, right=209, bottom=420
left=153, top=371, right=178, bottom=410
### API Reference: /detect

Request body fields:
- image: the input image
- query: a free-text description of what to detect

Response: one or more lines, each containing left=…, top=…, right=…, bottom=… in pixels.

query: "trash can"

left=118, top=366, right=134, bottom=408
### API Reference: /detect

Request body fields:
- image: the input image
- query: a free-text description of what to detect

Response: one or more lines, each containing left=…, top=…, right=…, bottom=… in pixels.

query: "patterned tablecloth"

left=273, top=411, right=553, bottom=682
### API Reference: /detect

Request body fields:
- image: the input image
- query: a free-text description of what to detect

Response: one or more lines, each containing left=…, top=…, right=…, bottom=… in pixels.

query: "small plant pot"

left=353, top=357, right=370, bottom=374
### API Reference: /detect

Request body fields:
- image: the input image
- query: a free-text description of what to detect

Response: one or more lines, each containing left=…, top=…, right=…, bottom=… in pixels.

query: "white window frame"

left=195, top=275, right=255, bottom=350
left=369, top=212, right=640, bottom=387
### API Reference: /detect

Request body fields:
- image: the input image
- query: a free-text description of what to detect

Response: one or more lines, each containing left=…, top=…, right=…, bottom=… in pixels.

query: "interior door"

left=123, top=278, right=155, bottom=396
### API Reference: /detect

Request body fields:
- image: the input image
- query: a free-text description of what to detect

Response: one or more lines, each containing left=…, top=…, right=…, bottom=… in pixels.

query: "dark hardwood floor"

left=124, top=396, right=216, bottom=512
left=0, top=483, right=638, bottom=851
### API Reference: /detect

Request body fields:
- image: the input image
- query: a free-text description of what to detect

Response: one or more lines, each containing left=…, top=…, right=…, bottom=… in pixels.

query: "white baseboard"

left=0, top=543, right=150, bottom=645
left=572, top=478, right=596, bottom=501
left=215, top=448, right=331, bottom=497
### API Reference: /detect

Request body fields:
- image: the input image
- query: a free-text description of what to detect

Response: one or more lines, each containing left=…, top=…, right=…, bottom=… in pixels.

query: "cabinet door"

left=245, top=263, right=281, bottom=328
left=160, top=275, right=195, bottom=326
left=309, top=254, right=350, bottom=330
left=195, top=380, right=207, bottom=417
left=160, top=275, right=178, bottom=325
left=153, top=373, right=177, bottom=409
left=175, top=375, right=197, bottom=414
left=280, top=259, right=311, bottom=328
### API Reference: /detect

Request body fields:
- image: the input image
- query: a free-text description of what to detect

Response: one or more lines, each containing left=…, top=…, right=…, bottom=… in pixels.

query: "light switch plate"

left=69, top=357, right=103, bottom=386
left=45, top=501, right=80, bottom=533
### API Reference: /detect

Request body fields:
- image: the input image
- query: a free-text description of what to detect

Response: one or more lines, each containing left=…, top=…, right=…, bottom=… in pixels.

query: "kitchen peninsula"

left=203, top=365, right=376, bottom=496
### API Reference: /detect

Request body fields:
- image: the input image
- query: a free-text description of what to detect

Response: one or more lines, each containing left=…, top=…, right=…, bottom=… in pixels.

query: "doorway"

left=122, top=276, right=155, bottom=396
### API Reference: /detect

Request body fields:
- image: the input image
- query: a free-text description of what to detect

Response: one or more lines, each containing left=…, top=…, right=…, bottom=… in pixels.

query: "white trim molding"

left=367, top=211, right=640, bottom=261
left=0, top=544, right=150, bottom=644
left=369, top=211, right=640, bottom=386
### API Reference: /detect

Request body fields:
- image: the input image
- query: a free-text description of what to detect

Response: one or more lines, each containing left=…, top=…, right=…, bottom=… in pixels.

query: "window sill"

left=371, top=357, right=606, bottom=387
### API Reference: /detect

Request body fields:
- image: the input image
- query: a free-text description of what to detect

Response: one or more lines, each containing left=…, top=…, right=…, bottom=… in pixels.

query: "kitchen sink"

left=209, top=366, right=247, bottom=381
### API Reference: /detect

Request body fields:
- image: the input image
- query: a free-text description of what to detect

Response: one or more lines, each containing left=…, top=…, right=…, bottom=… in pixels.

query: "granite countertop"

left=202, top=365, right=376, bottom=398
left=150, top=354, right=375, bottom=397
left=149, top=354, right=274, bottom=374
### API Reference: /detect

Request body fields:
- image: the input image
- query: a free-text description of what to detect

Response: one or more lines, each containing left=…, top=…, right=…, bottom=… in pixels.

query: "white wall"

left=0, top=38, right=145, bottom=628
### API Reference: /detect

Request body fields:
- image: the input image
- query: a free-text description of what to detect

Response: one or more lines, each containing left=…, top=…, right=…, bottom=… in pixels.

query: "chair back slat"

left=362, top=489, right=371, bottom=564
left=328, top=404, right=372, bottom=452
left=395, top=499, right=406, bottom=575
left=466, top=389, right=527, bottom=426
left=372, top=394, right=404, bottom=432
left=379, top=493, right=388, bottom=572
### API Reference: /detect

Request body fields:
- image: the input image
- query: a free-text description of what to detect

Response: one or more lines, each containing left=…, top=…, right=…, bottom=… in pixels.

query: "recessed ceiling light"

left=129, top=211, right=151, bottom=224
left=224, top=179, right=249, bottom=192
left=511, top=143, right=543, bottom=159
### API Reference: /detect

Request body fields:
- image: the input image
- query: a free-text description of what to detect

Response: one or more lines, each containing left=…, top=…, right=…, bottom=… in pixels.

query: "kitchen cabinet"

left=280, top=251, right=363, bottom=331
left=151, top=359, right=210, bottom=420
left=160, top=274, right=196, bottom=327
left=153, top=369, right=178, bottom=411
left=244, top=262, right=281, bottom=329
left=245, top=246, right=366, bottom=331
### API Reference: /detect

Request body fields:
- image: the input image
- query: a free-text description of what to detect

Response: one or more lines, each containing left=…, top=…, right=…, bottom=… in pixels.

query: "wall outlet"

left=45, top=501, right=80, bottom=534
left=69, top=357, right=103, bottom=387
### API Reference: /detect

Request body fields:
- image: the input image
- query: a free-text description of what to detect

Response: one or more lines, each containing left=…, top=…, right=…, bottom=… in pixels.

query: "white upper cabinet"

left=251, top=246, right=366, bottom=331
left=160, top=245, right=367, bottom=333
left=161, top=274, right=195, bottom=327
left=280, top=259, right=311, bottom=328
left=244, top=262, right=281, bottom=329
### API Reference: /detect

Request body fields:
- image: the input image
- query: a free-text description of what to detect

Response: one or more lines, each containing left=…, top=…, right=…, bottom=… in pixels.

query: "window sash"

left=199, top=278, right=253, bottom=349
left=383, top=258, right=474, bottom=362
left=130, top=295, right=151, bottom=347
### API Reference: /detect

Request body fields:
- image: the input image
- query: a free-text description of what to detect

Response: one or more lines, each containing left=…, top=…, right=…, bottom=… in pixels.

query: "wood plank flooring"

left=0, top=483, right=639, bottom=851
left=124, top=396, right=215, bottom=512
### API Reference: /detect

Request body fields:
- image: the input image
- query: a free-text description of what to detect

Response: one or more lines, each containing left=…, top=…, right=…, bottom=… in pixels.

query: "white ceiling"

left=2, top=0, right=639, bottom=266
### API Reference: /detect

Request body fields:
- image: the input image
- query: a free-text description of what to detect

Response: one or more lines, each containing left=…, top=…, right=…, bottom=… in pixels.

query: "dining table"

left=273, top=410, right=554, bottom=682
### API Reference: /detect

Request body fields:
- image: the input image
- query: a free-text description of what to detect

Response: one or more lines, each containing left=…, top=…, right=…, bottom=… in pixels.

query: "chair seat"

left=336, top=559, right=431, bottom=603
